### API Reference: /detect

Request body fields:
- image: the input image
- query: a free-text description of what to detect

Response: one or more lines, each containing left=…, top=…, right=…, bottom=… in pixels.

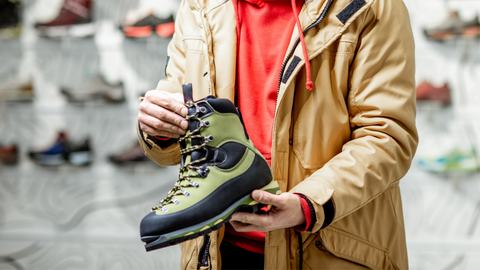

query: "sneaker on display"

left=29, top=132, right=69, bottom=166
left=121, top=14, right=174, bottom=38
left=424, top=11, right=480, bottom=41
left=139, top=84, right=280, bottom=251
left=0, top=77, right=34, bottom=102
left=60, top=75, right=124, bottom=104
left=416, top=82, right=451, bottom=105
left=416, top=148, right=480, bottom=174
left=0, top=143, right=18, bottom=165
left=28, top=132, right=93, bottom=166
left=35, top=0, right=95, bottom=38
left=109, top=142, right=152, bottom=165
left=66, top=138, right=93, bottom=166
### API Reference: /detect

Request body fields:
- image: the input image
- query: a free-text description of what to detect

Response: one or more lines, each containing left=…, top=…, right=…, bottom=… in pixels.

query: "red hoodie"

left=226, top=0, right=312, bottom=254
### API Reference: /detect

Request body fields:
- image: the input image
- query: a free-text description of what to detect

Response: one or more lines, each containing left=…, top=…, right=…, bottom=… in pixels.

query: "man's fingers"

left=229, top=220, right=263, bottom=232
left=230, top=212, right=272, bottom=232
left=139, top=122, right=181, bottom=138
left=148, top=91, right=188, bottom=117
left=138, top=114, right=185, bottom=137
left=251, top=190, right=283, bottom=206
left=140, top=101, right=188, bottom=130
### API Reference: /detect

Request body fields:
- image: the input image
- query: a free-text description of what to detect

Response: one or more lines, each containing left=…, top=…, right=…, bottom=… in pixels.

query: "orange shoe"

left=416, top=82, right=451, bottom=105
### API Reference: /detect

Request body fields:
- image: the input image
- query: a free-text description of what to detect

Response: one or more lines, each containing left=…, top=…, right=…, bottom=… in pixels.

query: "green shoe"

left=417, top=148, right=480, bottom=173
left=140, top=84, right=280, bottom=251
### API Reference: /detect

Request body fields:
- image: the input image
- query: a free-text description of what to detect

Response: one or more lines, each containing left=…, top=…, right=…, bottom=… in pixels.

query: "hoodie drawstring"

left=290, top=0, right=313, bottom=91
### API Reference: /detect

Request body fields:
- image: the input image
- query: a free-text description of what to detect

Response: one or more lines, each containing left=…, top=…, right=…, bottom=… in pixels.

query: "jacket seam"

left=186, top=50, right=204, bottom=55
left=334, top=179, right=401, bottom=221
left=206, top=0, right=229, bottom=15
left=348, top=4, right=373, bottom=125
left=326, top=227, right=387, bottom=252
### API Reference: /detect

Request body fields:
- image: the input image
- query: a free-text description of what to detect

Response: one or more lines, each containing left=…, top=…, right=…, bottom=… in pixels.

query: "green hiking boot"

left=140, top=84, right=279, bottom=251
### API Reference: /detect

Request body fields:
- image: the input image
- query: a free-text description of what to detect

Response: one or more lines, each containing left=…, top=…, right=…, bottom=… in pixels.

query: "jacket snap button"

left=315, top=241, right=322, bottom=249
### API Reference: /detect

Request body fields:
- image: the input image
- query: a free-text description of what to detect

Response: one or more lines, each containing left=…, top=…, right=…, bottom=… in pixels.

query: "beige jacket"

left=137, top=0, right=418, bottom=268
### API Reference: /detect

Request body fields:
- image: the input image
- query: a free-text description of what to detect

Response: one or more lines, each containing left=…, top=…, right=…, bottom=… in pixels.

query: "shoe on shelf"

left=139, top=84, right=280, bottom=252
left=35, top=0, right=95, bottom=38
left=0, top=143, right=18, bottom=165
left=66, top=138, right=93, bottom=166
left=416, top=82, right=451, bottom=105
left=29, top=132, right=69, bottom=166
left=109, top=142, right=152, bottom=165
left=28, top=132, right=93, bottom=166
left=424, top=11, right=480, bottom=41
left=416, top=148, right=480, bottom=174
left=0, top=77, right=34, bottom=102
left=0, top=0, right=19, bottom=29
left=121, top=14, right=174, bottom=38
left=60, top=75, right=124, bottom=104
left=0, top=0, right=21, bottom=38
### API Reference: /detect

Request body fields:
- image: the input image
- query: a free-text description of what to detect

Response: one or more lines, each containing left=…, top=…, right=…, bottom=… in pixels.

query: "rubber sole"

left=142, top=180, right=280, bottom=252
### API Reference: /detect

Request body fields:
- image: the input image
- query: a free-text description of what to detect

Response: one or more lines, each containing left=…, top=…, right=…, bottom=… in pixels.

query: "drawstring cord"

left=296, top=231, right=303, bottom=270
left=291, top=0, right=313, bottom=91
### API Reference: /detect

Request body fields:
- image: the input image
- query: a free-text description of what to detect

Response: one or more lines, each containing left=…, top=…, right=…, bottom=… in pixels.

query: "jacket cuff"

left=138, top=122, right=178, bottom=149
left=293, top=194, right=316, bottom=232
left=289, top=179, right=335, bottom=232
left=136, top=122, right=181, bottom=166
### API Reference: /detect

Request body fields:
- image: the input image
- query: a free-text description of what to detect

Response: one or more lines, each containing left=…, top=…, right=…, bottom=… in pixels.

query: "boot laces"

left=151, top=101, right=211, bottom=212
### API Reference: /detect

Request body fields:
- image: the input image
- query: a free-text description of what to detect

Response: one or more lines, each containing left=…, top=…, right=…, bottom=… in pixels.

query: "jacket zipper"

left=271, top=0, right=334, bottom=150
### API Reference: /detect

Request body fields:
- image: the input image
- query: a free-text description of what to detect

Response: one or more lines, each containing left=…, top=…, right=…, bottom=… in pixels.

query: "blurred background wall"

left=0, top=0, right=480, bottom=269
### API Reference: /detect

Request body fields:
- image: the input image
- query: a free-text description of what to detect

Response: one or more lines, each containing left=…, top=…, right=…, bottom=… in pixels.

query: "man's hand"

left=138, top=90, right=189, bottom=138
left=229, top=190, right=306, bottom=232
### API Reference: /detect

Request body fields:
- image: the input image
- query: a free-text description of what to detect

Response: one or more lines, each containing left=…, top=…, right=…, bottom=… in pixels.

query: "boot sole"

left=142, top=180, right=280, bottom=252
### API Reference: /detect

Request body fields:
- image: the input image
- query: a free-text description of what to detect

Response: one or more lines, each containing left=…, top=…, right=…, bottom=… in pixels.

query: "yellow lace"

left=151, top=101, right=211, bottom=211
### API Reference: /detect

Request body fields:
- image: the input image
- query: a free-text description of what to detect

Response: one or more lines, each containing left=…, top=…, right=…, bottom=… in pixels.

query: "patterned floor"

left=1, top=0, right=480, bottom=269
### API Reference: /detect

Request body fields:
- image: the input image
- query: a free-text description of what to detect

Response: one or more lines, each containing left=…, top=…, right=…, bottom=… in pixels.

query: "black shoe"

left=0, top=0, right=20, bottom=29
left=66, top=138, right=93, bottom=166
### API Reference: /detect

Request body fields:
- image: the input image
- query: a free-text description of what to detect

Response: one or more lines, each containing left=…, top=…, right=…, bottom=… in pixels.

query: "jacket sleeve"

left=290, top=0, right=418, bottom=232
left=137, top=0, right=189, bottom=166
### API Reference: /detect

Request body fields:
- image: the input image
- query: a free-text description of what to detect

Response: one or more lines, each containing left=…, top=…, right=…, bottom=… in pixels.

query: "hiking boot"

left=60, top=75, right=124, bottom=104
left=35, top=0, right=95, bottom=38
left=109, top=142, right=152, bottom=165
left=424, top=11, right=480, bottom=41
left=140, top=84, right=280, bottom=251
left=0, top=143, right=18, bottom=165
left=121, top=14, right=174, bottom=38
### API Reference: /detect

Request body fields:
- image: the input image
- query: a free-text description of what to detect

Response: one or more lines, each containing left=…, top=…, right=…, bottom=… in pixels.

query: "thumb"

left=252, top=190, right=282, bottom=206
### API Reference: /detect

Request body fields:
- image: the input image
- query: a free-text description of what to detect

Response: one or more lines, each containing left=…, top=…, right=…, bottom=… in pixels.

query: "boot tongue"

left=183, top=83, right=193, bottom=103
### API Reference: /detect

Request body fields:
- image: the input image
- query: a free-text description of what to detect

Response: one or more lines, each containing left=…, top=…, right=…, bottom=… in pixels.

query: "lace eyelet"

left=200, top=107, right=207, bottom=113
left=205, top=135, right=214, bottom=143
left=204, top=121, right=210, bottom=127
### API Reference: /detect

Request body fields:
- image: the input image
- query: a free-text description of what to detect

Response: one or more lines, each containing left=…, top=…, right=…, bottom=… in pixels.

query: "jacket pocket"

left=291, top=42, right=355, bottom=170
left=319, top=227, right=399, bottom=270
